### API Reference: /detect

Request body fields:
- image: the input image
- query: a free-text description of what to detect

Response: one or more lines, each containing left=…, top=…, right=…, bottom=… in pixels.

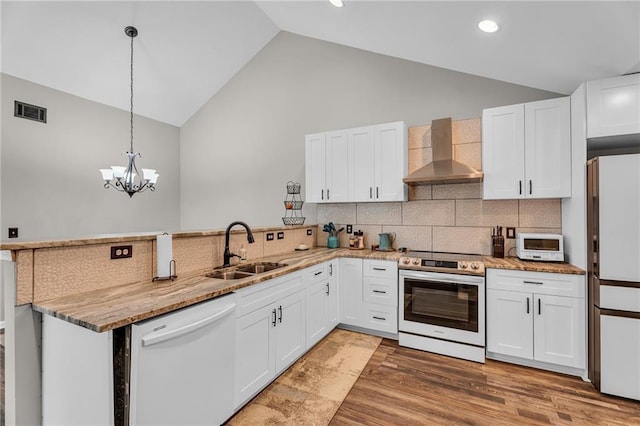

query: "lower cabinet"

left=306, top=261, right=338, bottom=349
left=486, top=269, right=585, bottom=371
left=235, top=274, right=306, bottom=408
left=339, top=257, right=398, bottom=334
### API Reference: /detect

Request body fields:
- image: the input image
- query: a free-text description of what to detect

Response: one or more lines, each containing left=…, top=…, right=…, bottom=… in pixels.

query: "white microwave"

left=516, top=233, right=564, bottom=262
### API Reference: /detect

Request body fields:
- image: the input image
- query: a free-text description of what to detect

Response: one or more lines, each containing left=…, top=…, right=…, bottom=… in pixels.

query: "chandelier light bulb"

left=330, top=0, right=344, bottom=8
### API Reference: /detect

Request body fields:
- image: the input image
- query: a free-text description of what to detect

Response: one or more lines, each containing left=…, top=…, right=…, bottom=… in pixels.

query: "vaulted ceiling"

left=2, top=1, right=638, bottom=126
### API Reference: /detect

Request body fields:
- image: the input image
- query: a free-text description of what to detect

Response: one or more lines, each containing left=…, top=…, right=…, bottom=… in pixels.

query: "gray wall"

left=180, top=32, right=559, bottom=231
left=1, top=74, right=180, bottom=240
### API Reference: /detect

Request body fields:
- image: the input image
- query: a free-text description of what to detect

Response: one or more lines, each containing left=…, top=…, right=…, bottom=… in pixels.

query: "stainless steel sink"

left=204, top=270, right=255, bottom=280
left=235, top=262, right=288, bottom=274
left=204, top=262, right=288, bottom=280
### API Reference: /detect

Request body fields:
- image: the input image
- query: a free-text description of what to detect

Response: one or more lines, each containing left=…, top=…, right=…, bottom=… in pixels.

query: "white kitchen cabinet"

left=235, top=273, right=306, bottom=408
left=486, top=289, right=533, bottom=359
left=351, top=122, right=408, bottom=202
left=339, top=257, right=364, bottom=326
left=339, top=258, right=398, bottom=334
left=306, top=261, right=338, bottom=349
left=305, top=130, right=349, bottom=203
left=587, top=74, right=640, bottom=138
left=486, top=269, right=585, bottom=371
left=482, top=97, right=571, bottom=199
left=306, top=121, right=407, bottom=203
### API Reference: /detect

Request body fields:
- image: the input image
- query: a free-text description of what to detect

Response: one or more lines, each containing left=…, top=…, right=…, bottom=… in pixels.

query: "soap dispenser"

left=239, top=244, right=247, bottom=262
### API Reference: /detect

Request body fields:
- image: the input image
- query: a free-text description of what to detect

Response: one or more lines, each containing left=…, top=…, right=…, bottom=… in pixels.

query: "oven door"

left=399, top=270, right=485, bottom=346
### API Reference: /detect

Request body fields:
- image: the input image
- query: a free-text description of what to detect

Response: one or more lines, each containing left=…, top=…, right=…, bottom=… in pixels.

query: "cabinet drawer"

left=306, top=262, right=328, bottom=283
left=487, top=269, right=584, bottom=298
left=236, top=274, right=303, bottom=316
left=363, top=277, right=397, bottom=306
left=361, top=303, right=397, bottom=334
left=363, top=260, right=397, bottom=279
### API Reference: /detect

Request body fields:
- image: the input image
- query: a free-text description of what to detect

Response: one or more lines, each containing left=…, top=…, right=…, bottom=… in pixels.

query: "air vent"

left=14, top=101, right=47, bottom=123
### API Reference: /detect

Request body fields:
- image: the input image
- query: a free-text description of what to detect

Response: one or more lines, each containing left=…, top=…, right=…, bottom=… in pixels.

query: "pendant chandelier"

left=100, top=26, right=158, bottom=198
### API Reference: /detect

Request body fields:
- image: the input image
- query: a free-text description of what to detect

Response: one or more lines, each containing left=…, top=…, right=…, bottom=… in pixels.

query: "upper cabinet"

left=305, top=121, right=407, bottom=203
left=305, top=131, right=349, bottom=203
left=482, top=97, right=571, bottom=200
left=586, top=74, right=640, bottom=139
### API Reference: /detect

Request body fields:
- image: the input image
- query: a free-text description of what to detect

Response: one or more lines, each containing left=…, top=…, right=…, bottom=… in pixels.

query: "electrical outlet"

left=346, top=225, right=353, bottom=234
left=8, top=227, right=18, bottom=238
left=506, top=227, right=516, bottom=239
left=277, top=232, right=284, bottom=240
left=306, top=228, right=313, bottom=236
left=266, top=232, right=274, bottom=241
left=111, top=245, right=133, bottom=259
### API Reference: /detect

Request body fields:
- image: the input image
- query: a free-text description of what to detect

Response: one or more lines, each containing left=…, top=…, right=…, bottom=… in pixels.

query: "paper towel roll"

left=157, top=234, right=173, bottom=278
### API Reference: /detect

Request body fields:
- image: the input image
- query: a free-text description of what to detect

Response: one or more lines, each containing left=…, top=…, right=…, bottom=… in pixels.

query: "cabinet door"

left=587, top=74, right=640, bottom=138
left=339, top=257, right=363, bottom=327
left=524, top=97, right=571, bottom=198
left=327, top=262, right=339, bottom=328
left=350, top=126, right=376, bottom=202
left=374, top=122, right=407, bottom=201
left=306, top=279, right=329, bottom=349
left=305, top=133, right=326, bottom=203
left=486, top=289, right=533, bottom=359
left=235, top=305, right=275, bottom=408
left=274, top=289, right=306, bottom=373
left=482, top=104, right=526, bottom=199
left=325, top=130, right=350, bottom=202
left=533, top=294, right=585, bottom=368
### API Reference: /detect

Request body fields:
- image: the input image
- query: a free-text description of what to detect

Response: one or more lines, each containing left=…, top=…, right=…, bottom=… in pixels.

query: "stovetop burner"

left=398, top=251, right=485, bottom=275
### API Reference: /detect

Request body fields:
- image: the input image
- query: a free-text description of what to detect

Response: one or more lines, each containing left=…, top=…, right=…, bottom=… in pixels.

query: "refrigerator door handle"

left=142, top=303, right=236, bottom=347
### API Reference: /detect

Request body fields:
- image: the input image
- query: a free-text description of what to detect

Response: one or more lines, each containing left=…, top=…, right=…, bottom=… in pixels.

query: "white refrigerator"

left=587, top=153, right=640, bottom=400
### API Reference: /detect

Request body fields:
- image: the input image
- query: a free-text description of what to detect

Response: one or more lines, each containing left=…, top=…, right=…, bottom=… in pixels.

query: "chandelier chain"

left=129, top=31, right=134, bottom=153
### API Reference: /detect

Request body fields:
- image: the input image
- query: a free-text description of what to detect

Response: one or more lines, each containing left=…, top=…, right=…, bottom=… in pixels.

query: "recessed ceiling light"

left=330, top=0, right=344, bottom=7
left=478, top=19, right=499, bottom=33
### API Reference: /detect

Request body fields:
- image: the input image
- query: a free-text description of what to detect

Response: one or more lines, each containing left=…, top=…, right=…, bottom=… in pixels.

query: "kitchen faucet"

left=223, top=221, right=255, bottom=267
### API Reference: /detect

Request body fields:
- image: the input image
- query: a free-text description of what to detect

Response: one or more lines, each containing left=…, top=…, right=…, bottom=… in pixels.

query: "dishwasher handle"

left=142, top=302, right=236, bottom=347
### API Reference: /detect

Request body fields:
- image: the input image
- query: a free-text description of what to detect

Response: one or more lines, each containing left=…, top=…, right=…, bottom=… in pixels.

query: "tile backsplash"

left=316, top=118, right=562, bottom=256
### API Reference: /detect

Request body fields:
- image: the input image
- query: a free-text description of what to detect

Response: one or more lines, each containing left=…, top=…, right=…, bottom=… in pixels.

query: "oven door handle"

left=399, top=270, right=483, bottom=285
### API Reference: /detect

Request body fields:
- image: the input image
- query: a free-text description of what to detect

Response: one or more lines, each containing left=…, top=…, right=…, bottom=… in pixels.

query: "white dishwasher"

left=130, top=293, right=237, bottom=425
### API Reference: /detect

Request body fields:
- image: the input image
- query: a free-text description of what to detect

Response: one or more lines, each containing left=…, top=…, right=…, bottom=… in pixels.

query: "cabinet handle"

left=373, top=267, right=387, bottom=271
left=373, top=290, right=387, bottom=294
left=519, top=180, right=522, bottom=195
left=329, top=263, right=333, bottom=276
left=376, top=187, right=379, bottom=199
left=314, top=271, right=322, bottom=276
left=373, top=316, right=386, bottom=321
left=272, top=308, right=277, bottom=327
left=278, top=305, right=283, bottom=323
left=523, top=280, right=544, bottom=285
left=321, top=189, right=324, bottom=200
left=526, top=297, right=530, bottom=314
left=370, top=187, right=373, bottom=199
left=327, top=189, right=330, bottom=200
left=326, top=283, right=330, bottom=295
left=538, top=298, right=541, bottom=315
left=529, top=180, right=533, bottom=195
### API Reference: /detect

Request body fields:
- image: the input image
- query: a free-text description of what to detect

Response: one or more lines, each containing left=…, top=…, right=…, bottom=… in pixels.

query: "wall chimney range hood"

left=403, top=117, right=483, bottom=186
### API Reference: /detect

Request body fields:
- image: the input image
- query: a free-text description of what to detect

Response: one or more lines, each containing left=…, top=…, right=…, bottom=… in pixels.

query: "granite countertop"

left=32, top=248, right=401, bottom=333
left=483, top=256, right=585, bottom=275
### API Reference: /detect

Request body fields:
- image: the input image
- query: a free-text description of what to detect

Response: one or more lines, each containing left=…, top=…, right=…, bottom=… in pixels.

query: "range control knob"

left=470, top=262, right=481, bottom=270
left=402, top=258, right=411, bottom=265
left=412, top=258, right=421, bottom=265
left=459, top=261, right=468, bottom=269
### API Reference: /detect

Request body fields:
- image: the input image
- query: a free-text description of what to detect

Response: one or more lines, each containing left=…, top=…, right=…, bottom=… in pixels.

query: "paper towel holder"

left=153, top=259, right=177, bottom=282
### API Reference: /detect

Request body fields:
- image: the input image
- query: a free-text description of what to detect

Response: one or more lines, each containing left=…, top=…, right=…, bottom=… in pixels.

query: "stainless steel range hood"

left=403, top=117, right=483, bottom=186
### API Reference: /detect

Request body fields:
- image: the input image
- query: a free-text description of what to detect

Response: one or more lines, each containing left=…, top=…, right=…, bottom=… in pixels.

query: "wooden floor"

left=331, top=339, right=640, bottom=425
